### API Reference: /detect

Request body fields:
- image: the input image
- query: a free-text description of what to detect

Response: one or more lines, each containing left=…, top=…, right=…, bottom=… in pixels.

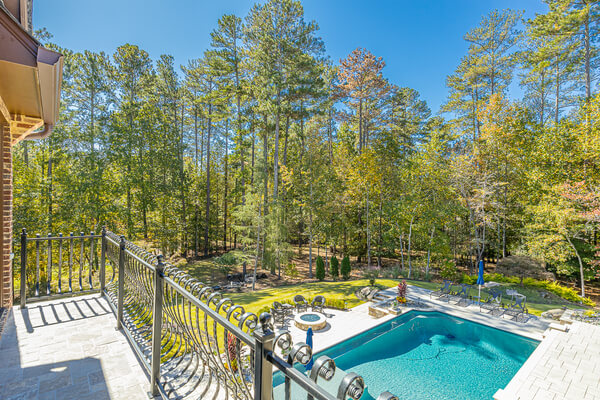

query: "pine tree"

left=330, top=255, right=339, bottom=280
left=341, top=255, right=351, bottom=280
left=315, top=256, right=325, bottom=281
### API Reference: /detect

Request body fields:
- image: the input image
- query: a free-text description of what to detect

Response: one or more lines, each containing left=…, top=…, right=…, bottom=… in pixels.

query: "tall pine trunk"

left=204, top=100, right=213, bottom=256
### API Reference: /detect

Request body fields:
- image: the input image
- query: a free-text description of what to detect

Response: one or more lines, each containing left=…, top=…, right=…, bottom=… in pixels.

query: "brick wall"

left=0, top=124, right=12, bottom=308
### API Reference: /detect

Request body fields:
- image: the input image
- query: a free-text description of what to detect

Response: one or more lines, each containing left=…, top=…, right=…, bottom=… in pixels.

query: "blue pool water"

left=275, top=311, right=538, bottom=400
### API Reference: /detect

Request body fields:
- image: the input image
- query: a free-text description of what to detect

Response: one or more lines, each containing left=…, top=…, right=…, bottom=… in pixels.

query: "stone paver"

left=495, top=321, right=600, bottom=400
left=0, top=295, right=149, bottom=400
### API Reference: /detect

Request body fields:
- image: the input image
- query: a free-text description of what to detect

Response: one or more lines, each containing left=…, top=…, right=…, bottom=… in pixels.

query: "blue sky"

left=34, top=0, right=548, bottom=114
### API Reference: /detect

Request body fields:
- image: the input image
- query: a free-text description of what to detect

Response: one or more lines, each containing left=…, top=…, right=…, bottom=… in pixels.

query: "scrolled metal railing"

left=19, top=227, right=398, bottom=400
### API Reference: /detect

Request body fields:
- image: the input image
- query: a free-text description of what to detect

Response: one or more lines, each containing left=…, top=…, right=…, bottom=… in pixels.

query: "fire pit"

left=294, top=312, right=327, bottom=331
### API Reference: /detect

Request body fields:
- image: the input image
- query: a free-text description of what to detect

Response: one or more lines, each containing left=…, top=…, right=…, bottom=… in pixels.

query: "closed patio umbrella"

left=477, top=260, right=485, bottom=303
left=305, top=327, right=314, bottom=371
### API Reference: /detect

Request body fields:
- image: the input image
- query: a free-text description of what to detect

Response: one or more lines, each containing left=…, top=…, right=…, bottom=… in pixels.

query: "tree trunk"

left=408, top=214, right=415, bottom=279
left=224, top=119, right=229, bottom=251
left=400, top=232, right=405, bottom=272
left=566, top=235, right=585, bottom=298
left=426, top=226, right=435, bottom=277
left=204, top=100, right=213, bottom=256
left=253, top=202, right=262, bottom=291
left=273, top=93, right=281, bottom=200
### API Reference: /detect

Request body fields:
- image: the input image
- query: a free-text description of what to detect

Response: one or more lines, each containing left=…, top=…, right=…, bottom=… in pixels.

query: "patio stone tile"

left=497, top=321, right=600, bottom=400
left=0, top=295, right=147, bottom=400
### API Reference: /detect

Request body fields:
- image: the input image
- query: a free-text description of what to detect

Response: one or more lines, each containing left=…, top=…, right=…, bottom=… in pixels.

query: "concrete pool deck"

left=274, top=283, right=550, bottom=354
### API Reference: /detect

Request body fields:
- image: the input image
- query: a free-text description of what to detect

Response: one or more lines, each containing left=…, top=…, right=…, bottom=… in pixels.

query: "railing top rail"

left=26, top=234, right=102, bottom=241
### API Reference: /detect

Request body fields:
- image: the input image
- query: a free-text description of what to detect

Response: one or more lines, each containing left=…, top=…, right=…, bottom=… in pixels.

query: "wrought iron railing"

left=17, top=228, right=111, bottom=305
left=18, top=228, right=398, bottom=400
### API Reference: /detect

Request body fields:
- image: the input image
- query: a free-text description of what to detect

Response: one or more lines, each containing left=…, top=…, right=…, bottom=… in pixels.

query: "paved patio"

left=495, top=321, right=600, bottom=400
left=0, top=295, right=148, bottom=400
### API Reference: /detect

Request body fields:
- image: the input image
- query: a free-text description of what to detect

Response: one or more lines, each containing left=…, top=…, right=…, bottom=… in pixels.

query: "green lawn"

left=228, top=278, right=587, bottom=317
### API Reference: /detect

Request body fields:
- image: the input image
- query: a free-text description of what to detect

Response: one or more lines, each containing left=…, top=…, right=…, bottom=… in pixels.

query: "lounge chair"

left=273, top=301, right=294, bottom=316
left=271, top=308, right=286, bottom=328
left=449, top=283, right=471, bottom=306
left=480, top=287, right=503, bottom=316
left=504, top=292, right=527, bottom=322
left=311, top=295, right=326, bottom=313
left=430, top=280, right=454, bottom=300
left=294, top=295, right=309, bottom=313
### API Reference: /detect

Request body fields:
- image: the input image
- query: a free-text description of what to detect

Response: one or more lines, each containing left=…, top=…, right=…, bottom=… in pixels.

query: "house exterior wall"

left=0, top=123, right=12, bottom=308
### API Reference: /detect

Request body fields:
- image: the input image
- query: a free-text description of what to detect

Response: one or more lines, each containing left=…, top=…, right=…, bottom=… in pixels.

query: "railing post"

left=150, top=255, right=165, bottom=397
left=253, top=312, right=275, bottom=400
left=20, top=228, right=27, bottom=308
left=100, top=226, right=106, bottom=294
left=116, top=235, right=125, bottom=330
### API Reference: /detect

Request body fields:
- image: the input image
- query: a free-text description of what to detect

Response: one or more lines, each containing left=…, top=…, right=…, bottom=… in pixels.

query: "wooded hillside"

left=14, top=0, right=600, bottom=294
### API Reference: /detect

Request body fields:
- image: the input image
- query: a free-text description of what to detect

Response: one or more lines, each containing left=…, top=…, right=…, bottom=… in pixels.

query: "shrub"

left=215, top=252, right=237, bottom=277
left=440, top=261, right=460, bottom=281
left=391, top=264, right=401, bottom=279
left=330, top=256, right=339, bottom=279
left=462, top=272, right=595, bottom=307
left=341, top=256, right=351, bottom=280
left=325, top=298, right=347, bottom=310
left=316, top=256, right=325, bottom=281
left=364, top=266, right=380, bottom=286
left=284, top=262, right=299, bottom=278
left=397, top=280, right=407, bottom=300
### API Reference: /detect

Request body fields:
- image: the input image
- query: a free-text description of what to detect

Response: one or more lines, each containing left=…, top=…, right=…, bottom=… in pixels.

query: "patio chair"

left=311, top=295, right=326, bottom=313
left=271, top=308, right=286, bottom=328
left=273, top=301, right=294, bottom=316
left=449, top=283, right=471, bottom=306
left=430, top=280, right=454, bottom=300
left=293, top=295, right=309, bottom=313
left=504, top=293, right=528, bottom=322
left=480, top=286, right=503, bottom=316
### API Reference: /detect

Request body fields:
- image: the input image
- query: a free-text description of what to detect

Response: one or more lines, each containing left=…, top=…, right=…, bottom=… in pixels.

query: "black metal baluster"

left=69, top=233, right=73, bottom=292
left=89, top=231, right=94, bottom=289
left=58, top=233, right=63, bottom=294
left=47, top=233, right=52, bottom=295
left=79, top=232, right=84, bottom=291
left=20, top=229, right=27, bottom=307
left=35, top=234, right=40, bottom=297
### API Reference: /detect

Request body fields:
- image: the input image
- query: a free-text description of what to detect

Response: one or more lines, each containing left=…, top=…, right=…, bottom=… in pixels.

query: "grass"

left=227, top=278, right=589, bottom=317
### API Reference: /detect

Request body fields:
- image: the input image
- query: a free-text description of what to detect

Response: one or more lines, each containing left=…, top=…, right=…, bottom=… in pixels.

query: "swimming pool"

left=274, top=311, right=538, bottom=399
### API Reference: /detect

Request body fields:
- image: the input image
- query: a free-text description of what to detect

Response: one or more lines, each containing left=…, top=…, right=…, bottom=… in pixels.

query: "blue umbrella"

left=305, top=327, right=314, bottom=371
left=477, top=260, right=485, bottom=302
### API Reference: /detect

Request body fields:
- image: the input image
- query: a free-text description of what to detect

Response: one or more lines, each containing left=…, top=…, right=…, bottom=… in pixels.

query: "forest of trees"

left=14, top=0, right=600, bottom=293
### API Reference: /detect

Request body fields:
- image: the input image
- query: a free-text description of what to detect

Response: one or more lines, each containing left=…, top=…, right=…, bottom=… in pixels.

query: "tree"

left=330, top=255, right=339, bottom=279
left=315, top=256, right=325, bottom=281
left=111, top=44, right=154, bottom=238
left=341, top=255, right=351, bottom=280
left=444, top=10, right=521, bottom=144
left=336, top=48, right=389, bottom=153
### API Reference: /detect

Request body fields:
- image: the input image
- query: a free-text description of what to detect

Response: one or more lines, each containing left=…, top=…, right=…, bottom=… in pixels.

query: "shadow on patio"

left=0, top=295, right=149, bottom=400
